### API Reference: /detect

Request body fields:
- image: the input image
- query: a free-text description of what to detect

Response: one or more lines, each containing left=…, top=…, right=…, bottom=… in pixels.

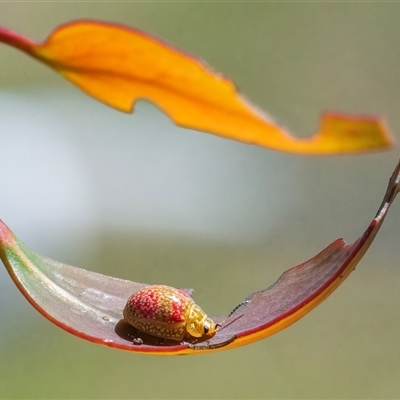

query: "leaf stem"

left=0, top=26, right=35, bottom=55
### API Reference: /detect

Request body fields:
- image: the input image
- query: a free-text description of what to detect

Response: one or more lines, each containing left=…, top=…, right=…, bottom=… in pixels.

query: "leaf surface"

left=0, top=21, right=393, bottom=154
left=1, top=160, right=399, bottom=355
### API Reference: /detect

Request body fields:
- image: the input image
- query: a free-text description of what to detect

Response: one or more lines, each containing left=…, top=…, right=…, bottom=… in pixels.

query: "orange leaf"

left=0, top=21, right=393, bottom=154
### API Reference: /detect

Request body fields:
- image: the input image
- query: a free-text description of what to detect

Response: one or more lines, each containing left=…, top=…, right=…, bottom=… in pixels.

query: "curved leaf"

left=0, top=21, right=393, bottom=154
left=1, top=159, right=399, bottom=355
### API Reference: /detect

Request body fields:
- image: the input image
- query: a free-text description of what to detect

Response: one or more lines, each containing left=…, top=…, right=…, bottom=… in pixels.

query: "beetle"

left=123, top=285, right=218, bottom=342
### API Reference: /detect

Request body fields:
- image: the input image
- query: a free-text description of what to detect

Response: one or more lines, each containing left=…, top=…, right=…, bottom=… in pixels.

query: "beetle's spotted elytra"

left=123, top=285, right=218, bottom=343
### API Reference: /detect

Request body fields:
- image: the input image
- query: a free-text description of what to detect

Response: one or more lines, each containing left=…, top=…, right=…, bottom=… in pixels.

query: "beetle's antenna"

left=216, top=314, right=244, bottom=331
left=216, top=300, right=249, bottom=331
left=189, top=335, right=236, bottom=350
left=227, top=300, right=249, bottom=318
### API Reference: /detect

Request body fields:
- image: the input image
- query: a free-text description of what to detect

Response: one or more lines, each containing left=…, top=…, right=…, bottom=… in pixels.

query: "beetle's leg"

left=126, top=332, right=144, bottom=345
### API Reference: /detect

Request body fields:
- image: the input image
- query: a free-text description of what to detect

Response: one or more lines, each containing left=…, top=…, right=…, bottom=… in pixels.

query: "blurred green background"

left=1, top=2, right=400, bottom=399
